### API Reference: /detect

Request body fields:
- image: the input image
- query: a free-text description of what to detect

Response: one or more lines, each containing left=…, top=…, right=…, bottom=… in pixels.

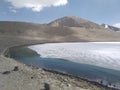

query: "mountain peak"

left=61, top=16, right=82, bottom=20
left=48, top=16, right=102, bottom=29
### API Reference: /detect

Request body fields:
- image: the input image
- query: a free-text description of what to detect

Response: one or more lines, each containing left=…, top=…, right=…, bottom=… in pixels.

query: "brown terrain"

left=0, top=16, right=120, bottom=42
left=0, top=16, right=119, bottom=90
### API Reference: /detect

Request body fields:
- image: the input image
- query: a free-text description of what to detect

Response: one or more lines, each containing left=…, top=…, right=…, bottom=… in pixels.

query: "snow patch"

left=105, top=24, right=108, bottom=28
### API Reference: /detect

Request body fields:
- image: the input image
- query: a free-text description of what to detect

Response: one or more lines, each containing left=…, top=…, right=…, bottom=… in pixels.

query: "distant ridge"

left=102, top=24, right=120, bottom=31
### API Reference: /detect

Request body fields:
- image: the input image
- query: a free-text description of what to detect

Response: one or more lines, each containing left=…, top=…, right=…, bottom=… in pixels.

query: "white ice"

left=28, top=42, right=120, bottom=71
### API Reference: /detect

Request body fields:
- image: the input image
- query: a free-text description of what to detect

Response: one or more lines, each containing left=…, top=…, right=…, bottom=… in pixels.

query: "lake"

left=7, top=42, right=120, bottom=89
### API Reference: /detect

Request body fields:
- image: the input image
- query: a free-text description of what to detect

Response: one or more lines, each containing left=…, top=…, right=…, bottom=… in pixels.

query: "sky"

left=0, top=0, right=120, bottom=27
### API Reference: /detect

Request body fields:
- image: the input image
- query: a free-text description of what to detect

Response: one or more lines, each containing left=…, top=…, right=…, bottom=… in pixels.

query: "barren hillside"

left=0, top=16, right=120, bottom=41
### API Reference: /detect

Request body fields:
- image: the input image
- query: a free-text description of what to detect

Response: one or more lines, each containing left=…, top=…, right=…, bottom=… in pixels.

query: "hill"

left=0, top=16, right=120, bottom=41
left=48, top=16, right=103, bottom=29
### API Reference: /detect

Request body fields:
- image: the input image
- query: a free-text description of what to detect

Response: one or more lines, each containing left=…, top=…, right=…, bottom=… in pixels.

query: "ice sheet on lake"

left=28, top=42, right=120, bottom=70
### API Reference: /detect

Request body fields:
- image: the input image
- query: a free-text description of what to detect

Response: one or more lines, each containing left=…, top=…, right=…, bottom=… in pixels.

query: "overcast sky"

left=0, top=0, right=120, bottom=27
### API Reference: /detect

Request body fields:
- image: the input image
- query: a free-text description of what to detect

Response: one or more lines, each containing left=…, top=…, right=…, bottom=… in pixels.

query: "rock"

left=13, top=66, right=19, bottom=71
left=44, top=83, right=50, bottom=90
left=31, top=77, right=34, bottom=79
left=2, top=71, right=11, bottom=75
left=67, top=84, right=71, bottom=87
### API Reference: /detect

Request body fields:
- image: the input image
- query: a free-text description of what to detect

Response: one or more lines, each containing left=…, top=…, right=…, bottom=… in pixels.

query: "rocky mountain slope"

left=48, top=16, right=102, bottom=29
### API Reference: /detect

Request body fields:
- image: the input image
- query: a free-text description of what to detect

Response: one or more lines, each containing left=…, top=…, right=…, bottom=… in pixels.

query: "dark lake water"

left=6, top=43, right=120, bottom=89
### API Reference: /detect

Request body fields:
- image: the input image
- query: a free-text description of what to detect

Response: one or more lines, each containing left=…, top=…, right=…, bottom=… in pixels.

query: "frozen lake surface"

left=29, top=42, right=120, bottom=71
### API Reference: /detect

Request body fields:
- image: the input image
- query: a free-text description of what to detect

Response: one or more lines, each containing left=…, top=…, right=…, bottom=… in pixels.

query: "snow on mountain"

left=28, top=42, right=120, bottom=71
left=102, top=24, right=120, bottom=31
left=104, top=24, right=108, bottom=28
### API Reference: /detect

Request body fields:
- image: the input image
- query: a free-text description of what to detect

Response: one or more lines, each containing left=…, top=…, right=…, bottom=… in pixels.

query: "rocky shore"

left=0, top=35, right=115, bottom=90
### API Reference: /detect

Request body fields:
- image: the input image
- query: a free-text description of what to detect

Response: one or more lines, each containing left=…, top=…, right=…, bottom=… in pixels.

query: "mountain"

left=48, top=16, right=103, bottom=29
left=102, top=24, right=120, bottom=31
left=0, top=16, right=120, bottom=41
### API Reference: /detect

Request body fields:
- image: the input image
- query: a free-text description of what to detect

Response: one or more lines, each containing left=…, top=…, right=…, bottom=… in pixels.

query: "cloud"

left=9, top=7, right=17, bottom=13
left=11, top=9, right=17, bottom=13
left=113, top=23, right=120, bottom=28
left=5, top=0, right=68, bottom=12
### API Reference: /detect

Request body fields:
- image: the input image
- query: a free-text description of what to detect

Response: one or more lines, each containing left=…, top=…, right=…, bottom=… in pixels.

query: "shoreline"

left=2, top=42, right=119, bottom=90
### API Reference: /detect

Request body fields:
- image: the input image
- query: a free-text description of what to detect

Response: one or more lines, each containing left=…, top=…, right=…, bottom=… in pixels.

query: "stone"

left=2, top=71, right=11, bottom=75
left=13, top=66, right=19, bottom=71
